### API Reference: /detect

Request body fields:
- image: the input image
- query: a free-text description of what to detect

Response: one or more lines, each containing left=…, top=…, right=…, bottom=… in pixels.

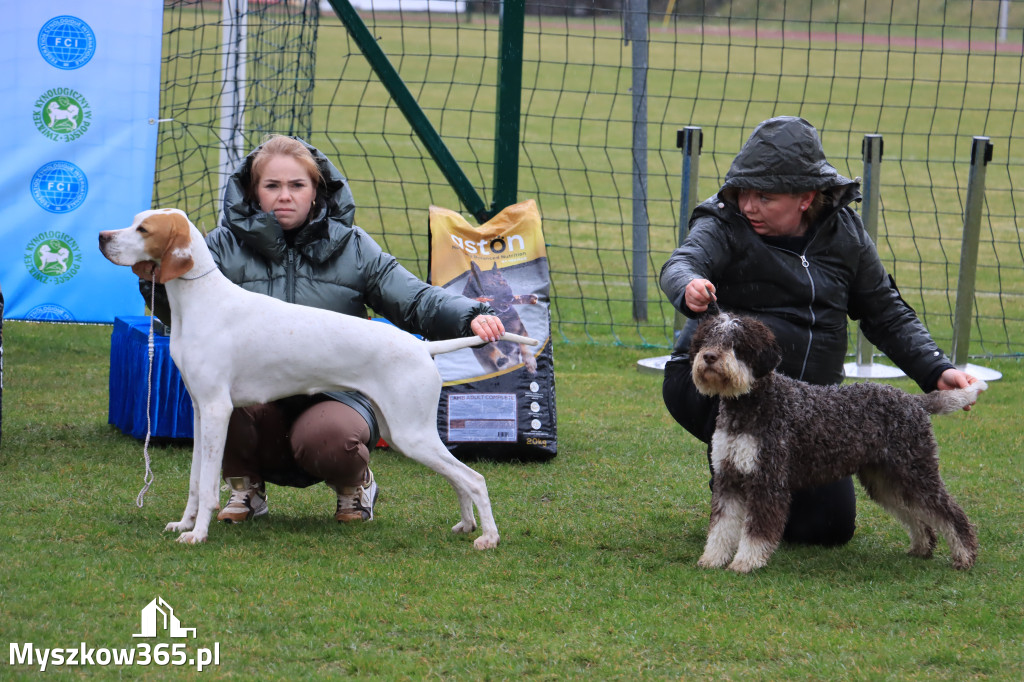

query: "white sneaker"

left=332, top=469, right=378, bottom=522
left=217, top=476, right=268, bottom=523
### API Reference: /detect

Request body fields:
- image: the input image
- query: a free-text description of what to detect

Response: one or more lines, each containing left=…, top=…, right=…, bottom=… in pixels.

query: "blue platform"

left=108, top=316, right=194, bottom=440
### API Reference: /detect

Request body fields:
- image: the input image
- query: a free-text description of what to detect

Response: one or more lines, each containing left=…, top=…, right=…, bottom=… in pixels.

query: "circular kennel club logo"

left=25, top=232, right=81, bottom=285
left=34, top=88, right=92, bottom=142
left=31, top=161, right=88, bottom=213
left=26, top=304, right=76, bottom=322
left=37, top=16, right=96, bottom=70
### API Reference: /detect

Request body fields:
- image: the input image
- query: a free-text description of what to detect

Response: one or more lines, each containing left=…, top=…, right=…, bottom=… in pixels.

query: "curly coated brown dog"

left=690, top=308, right=984, bottom=573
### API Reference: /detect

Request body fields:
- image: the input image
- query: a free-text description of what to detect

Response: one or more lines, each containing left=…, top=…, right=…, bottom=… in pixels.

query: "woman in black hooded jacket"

left=660, top=116, right=978, bottom=546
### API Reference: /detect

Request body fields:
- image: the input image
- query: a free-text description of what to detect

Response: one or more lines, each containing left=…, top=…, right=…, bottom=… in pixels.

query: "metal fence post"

left=674, top=126, right=702, bottom=338
left=950, top=137, right=1002, bottom=381
left=491, top=0, right=525, bottom=215
left=844, top=134, right=905, bottom=379
left=999, top=0, right=1011, bottom=42
left=627, top=0, right=649, bottom=322
left=637, top=125, right=700, bottom=375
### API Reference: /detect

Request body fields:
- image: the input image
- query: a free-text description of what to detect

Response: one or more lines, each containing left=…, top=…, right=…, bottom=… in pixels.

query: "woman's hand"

left=936, top=367, right=978, bottom=390
left=470, top=314, right=505, bottom=343
left=936, top=367, right=982, bottom=411
left=684, top=278, right=717, bottom=313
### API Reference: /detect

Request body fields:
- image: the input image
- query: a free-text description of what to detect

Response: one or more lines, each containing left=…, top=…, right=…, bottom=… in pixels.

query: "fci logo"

left=37, top=15, right=96, bottom=70
left=30, top=161, right=89, bottom=214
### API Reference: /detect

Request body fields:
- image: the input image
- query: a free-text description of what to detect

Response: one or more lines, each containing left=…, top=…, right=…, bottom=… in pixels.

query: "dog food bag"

left=428, top=200, right=556, bottom=461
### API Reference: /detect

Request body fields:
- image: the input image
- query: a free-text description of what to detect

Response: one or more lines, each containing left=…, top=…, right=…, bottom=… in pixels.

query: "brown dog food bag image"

left=428, top=200, right=556, bottom=461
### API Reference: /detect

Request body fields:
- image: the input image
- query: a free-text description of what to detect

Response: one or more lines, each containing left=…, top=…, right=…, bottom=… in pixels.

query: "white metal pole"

left=998, top=0, right=1010, bottom=43
left=218, top=0, right=248, bottom=218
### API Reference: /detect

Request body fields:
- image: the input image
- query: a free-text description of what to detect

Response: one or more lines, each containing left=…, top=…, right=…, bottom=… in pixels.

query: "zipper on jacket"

left=765, top=244, right=817, bottom=381
left=286, top=248, right=297, bottom=303
left=798, top=252, right=815, bottom=380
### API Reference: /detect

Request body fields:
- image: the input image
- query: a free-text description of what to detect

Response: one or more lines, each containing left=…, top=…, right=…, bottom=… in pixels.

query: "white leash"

left=136, top=274, right=158, bottom=507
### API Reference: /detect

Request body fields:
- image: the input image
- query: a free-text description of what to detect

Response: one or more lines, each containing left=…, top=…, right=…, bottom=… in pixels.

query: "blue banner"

left=0, top=2, right=163, bottom=323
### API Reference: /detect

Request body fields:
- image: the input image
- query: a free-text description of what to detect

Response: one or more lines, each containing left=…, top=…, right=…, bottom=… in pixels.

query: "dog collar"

left=179, top=265, right=218, bottom=281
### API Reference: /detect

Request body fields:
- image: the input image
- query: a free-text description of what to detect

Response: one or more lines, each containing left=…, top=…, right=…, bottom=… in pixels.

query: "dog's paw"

left=908, top=527, right=938, bottom=559
left=727, top=557, right=764, bottom=573
left=451, top=520, right=478, bottom=535
left=176, top=532, right=208, bottom=545
left=473, top=533, right=500, bottom=550
left=951, top=551, right=977, bottom=570
left=697, top=552, right=731, bottom=569
left=165, top=520, right=195, bottom=533
left=907, top=546, right=935, bottom=560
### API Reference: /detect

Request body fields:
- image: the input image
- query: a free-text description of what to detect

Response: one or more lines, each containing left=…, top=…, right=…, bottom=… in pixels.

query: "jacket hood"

left=721, top=116, right=858, bottom=197
left=219, top=137, right=357, bottom=263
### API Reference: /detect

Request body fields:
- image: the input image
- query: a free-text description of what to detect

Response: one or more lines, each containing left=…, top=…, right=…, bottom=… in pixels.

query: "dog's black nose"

left=702, top=351, right=718, bottom=365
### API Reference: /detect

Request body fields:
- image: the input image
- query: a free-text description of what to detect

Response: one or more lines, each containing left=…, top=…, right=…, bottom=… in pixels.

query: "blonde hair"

left=248, top=135, right=323, bottom=198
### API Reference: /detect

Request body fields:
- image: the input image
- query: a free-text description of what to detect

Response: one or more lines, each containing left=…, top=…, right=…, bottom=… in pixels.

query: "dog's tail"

left=424, top=333, right=539, bottom=357
left=917, top=380, right=988, bottom=415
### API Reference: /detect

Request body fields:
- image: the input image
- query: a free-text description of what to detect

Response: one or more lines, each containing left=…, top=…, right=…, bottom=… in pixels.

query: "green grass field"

left=2, top=321, right=1021, bottom=679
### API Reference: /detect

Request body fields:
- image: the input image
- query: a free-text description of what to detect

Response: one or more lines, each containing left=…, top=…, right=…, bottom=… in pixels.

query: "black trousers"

left=663, top=357, right=856, bottom=547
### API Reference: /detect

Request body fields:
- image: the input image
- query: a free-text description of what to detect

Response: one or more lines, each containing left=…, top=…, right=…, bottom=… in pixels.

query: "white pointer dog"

left=100, top=208, right=539, bottom=549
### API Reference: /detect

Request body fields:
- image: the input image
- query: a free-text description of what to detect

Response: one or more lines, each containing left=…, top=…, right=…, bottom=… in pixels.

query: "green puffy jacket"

left=660, top=116, right=954, bottom=392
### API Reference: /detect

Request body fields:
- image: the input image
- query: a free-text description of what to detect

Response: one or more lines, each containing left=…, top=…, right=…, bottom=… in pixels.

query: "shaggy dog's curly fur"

left=690, top=307, right=984, bottom=573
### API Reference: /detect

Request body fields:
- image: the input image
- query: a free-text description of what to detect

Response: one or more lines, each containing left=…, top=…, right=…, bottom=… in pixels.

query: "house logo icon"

left=133, top=597, right=197, bottom=639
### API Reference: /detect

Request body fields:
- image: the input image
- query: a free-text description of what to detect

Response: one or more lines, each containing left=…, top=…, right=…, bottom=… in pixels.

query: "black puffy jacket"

left=660, top=117, right=953, bottom=391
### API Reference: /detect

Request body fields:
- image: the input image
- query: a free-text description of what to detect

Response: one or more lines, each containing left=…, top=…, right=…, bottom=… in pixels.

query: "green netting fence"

left=155, top=0, right=1024, bottom=356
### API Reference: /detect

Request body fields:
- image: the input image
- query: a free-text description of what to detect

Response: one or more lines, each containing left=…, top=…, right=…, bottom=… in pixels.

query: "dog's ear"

left=689, top=316, right=712, bottom=357
left=741, top=318, right=782, bottom=378
left=153, top=211, right=195, bottom=282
